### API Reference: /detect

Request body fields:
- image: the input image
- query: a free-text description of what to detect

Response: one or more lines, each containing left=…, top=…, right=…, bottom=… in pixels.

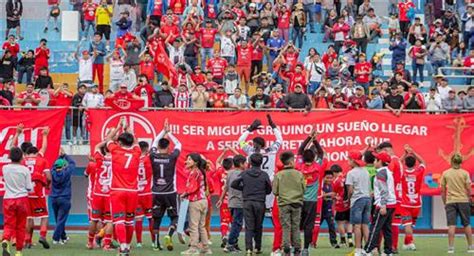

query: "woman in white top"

left=106, top=47, right=127, bottom=92
left=304, top=48, right=326, bottom=95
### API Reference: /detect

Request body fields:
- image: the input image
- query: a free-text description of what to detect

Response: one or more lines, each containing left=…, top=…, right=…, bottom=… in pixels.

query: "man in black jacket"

left=231, top=153, right=272, bottom=255
left=284, top=83, right=312, bottom=112
left=154, top=82, right=174, bottom=108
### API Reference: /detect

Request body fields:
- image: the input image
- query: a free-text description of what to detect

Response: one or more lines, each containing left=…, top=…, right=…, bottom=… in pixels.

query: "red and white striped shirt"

left=174, top=91, right=190, bottom=108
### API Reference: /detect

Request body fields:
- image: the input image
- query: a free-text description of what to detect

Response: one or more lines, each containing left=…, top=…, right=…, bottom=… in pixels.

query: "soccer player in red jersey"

left=134, top=141, right=154, bottom=248
left=295, top=127, right=327, bottom=254
left=84, top=157, right=96, bottom=224
left=11, top=126, right=52, bottom=249
left=105, top=124, right=141, bottom=255
left=376, top=141, right=403, bottom=253
left=400, top=145, right=425, bottom=251
left=332, top=164, right=354, bottom=248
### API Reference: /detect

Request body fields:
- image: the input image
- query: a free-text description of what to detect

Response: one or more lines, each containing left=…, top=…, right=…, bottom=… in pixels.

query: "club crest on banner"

left=101, top=112, right=157, bottom=146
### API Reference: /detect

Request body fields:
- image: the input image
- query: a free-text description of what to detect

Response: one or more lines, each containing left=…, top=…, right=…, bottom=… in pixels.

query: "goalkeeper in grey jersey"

left=238, top=114, right=283, bottom=209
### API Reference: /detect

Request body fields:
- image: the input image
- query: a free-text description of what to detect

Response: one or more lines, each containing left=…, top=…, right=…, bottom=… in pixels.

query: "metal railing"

left=439, top=67, right=474, bottom=79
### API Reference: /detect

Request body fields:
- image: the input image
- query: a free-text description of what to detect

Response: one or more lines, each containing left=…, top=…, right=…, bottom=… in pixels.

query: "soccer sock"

left=148, top=219, right=155, bottom=242
left=88, top=232, right=95, bottom=245
left=347, top=232, right=353, bottom=239
left=168, top=225, right=175, bottom=237
left=103, top=234, right=112, bottom=248
left=221, top=223, right=229, bottom=238
left=40, top=225, right=47, bottom=238
left=125, top=224, right=134, bottom=244
left=404, top=234, right=414, bottom=245
left=392, top=225, right=400, bottom=250
left=114, top=223, right=126, bottom=244
left=135, top=220, right=143, bottom=243
left=340, top=234, right=346, bottom=244
left=312, top=225, right=321, bottom=245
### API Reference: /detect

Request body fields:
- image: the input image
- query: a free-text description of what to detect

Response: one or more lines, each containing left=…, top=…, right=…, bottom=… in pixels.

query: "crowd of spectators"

left=1, top=0, right=474, bottom=115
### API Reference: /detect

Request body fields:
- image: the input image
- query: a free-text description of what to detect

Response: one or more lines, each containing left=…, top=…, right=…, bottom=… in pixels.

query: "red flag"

left=104, top=96, right=145, bottom=111
left=154, top=43, right=178, bottom=86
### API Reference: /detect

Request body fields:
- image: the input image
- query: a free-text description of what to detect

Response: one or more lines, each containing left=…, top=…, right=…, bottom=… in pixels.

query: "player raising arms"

left=10, top=124, right=52, bottom=249
left=400, top=144, right=425, bottom=251
left=87, top=123, right=122, bottom=251
left=134, top=141, right=153, bottom=248
left=150, top=119, right=182, bottom=251
left=238, top=114, right=283, bottom=209
left=105, top=122, right=141, bottom=256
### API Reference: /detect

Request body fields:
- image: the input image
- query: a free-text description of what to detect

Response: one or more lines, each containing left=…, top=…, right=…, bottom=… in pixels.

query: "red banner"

left=88, top=109, right=474, bottom=195
left=0, top=109, right=68, bottom=195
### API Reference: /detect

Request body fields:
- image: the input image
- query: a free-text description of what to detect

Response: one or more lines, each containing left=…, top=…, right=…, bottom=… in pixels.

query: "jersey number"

left=261, top=156, right=269, bottom=170
left=124, top=153, right=133, bottom=169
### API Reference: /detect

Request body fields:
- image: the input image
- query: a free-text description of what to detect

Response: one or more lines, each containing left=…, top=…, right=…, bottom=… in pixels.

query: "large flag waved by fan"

left=154, top=43, right=178, bottom=86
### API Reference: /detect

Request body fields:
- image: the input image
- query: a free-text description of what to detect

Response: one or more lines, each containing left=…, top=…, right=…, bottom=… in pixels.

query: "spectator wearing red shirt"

left=312, top=87, right=332, bottom=109
left=331, top=85, right=349, bottom=109
left=332, top=16, right=351, bottom=54
left=111, top=83, right=140, bottom=101
left=277, top=5, right=291, bottom=43
left=354, top=53, right=372, bottom=93
left=52, top=83, right=73, bottom=140
left=280, top=63, right=307, bottom=93
left=348, top=86, right=368, bottom=109
left=34, top=39, right=50, bottom=77
left=160, top=16, right=180, bottom=44
left=464, top=49, right=474, bottom=86
left=282, top=44, right=299, bottom=70
left=2, top=35, right=20, bottom=64
left=203, top=72, right=218, bottom=92
left=16, top=83, right=41, bottom=107
left=250, top=34, right=266, bottom=78
left=206, top=51, right=228, bottom=84
left=82, top=0, right=98, bottom=38
left=321, top=45, right=338, bottom=70
left=236, top=40, right=253, bottom=95
left=199, top=20, right=219, bottom=70
left=404, top=82, right=425, bottom=110
left=169, top=0, right=185, bottom=15
left=209, top=85, right=229, bottom=108
left=134, top=74, right=155, bottom=108
left=270, top=84, right=286, bottom=108
left=139, top=51, right=155, bottom=83
left=398, top=0, right=415, bottom=38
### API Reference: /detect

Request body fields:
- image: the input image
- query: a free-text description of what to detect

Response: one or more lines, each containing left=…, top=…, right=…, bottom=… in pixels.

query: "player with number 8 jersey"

left=149, top=119, right=182, bottom=251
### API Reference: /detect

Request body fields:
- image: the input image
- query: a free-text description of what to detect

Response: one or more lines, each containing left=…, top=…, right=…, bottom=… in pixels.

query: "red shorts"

left=220, top=202, right=232, bottom=225
left=136, top=194, right=153, bottom=219
left=392, top=204, right=403, bottom=226
left=28, top=197, right=48, bottom=218
left=400, top=207, right=421, bottom=226
left=91, top=194, right=112, bottom=223
left=110, top=190, right=138, bottom=224
left=237, top=65, right=251, bottom=82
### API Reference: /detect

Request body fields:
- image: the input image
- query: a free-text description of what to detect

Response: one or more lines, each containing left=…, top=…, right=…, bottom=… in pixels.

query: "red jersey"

left=134, top=84, right=155, bottom=108
left=112, top=91, right=135, bottom=101
left=169, top=0, right=185, bottom=14
left=107, top=142, right=141, bottom=192
left=160, top=24, right=180, bottom=43
left=278, top=10, right=291, bottom=29
left=139, top=60, right=155, bottom=81
left=18, top=91, right=41, bottom=107
left=284, top=52, right=299, bottom=69
left=191, top=73, right=206, bottom=84
left=209, top=92, right=228, bottom=108
left=35, top=47, right=50, bottom=68
left=84, top=161, right=97, bottom=200
left=354, top=62, right=372, bottom=84
left=200, top=28, right=218, bottom=49
left=82, top=2, right=98, bottom=21
left=93, top=151, right=112, bottom=196
left=236, top=45, right=253, bottom=66
left=333, top=175, right=350, bottom=212
left=206, top=58, right=228, bottom=79
left=398, top=1, right=415, bottom=22
left=322, top=52, right=337, bottom=69
left=53, top=91, right=73, bottom=107
left=48, top=0, right=59, bottom=5
left=138, top=154, right=153, bottom=195
left=389, top=155, right=403, bottom=203
left=2, top=42, right=20, bottom=57
left=286, top=71, right=307, bottom=93
left=151, top=0, right=164, bottom=16
left=185, top=169, right=206, bottom=202
left=270, top=92, right=285, bottom=108
left=23, top=154, right=50, bottom=198
left=295, top=155, right=327, bottom=185
left=251, top=44, right=264, bottom=61
left=401, top=164, right=424, bottom=208
left=210, top=167, right=227, bottom=197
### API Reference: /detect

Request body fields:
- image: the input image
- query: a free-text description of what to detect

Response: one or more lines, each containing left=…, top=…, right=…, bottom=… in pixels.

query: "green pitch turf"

left=4, top=233, right=474, bottom=255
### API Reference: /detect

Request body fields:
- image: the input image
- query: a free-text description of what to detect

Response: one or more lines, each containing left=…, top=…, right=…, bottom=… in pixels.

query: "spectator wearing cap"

left=464, top=86, right=474, bottom=110
left=385, top=85, right=405, bottom=116
left=228, top=87, right=248, bottom=109
left=74, top=48, right=95, bottom=87
left=367, top=89, right=384, bottom=109
left=404, top=83, right=426, bottom=110
left=249, top=86, right=271, bottom=109
left=389, top=32, right=407, bottom=70
left=408, top=39, right=428, bottom=83
left=304, top=48, right=326, bottom=95
left=348, top=86, right=368, bottom=110
left=363, top=8, right=382, bottom=43
left=442, top=89, right=463, bottom=112
left=290, top=3, right=307, bottom=48
left=442, top=7, right=460, bottom=33
left=429, top=33, right=450, bottom=75
left=346, top=151, right=371, bottom=256
left=312, top=86, right=332, bottom=109
left=364, top=151, right=397, bottom=255
left=50, top=148, right=75, bottom=244
left=115, top=10, right=133, bottom=43
left=351, top=16, right=370, bottom=53
left=437, top=77, right=453, bottom=100
left=424, top=87, right=442, bottom=112
left=166, top=37, right=185, bottom=65
left=408, top=17, right=428, bottom=45
left=284, top=83, right=312, bottom=112
left=440, top=154, right=474, bottom=254
left=331, top=85, right=349, bottom=109
left=81, top=83, right=103, bottom=109
left=354, top=53, right=372, bottom=92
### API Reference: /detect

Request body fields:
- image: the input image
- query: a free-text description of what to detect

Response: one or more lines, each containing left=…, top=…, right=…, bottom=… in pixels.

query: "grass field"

left=4, top=233, right=474, bottom=256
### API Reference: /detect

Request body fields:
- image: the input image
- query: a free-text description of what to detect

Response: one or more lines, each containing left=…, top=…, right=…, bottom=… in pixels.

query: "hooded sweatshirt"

left=231, top=166, right=272, bottom=203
